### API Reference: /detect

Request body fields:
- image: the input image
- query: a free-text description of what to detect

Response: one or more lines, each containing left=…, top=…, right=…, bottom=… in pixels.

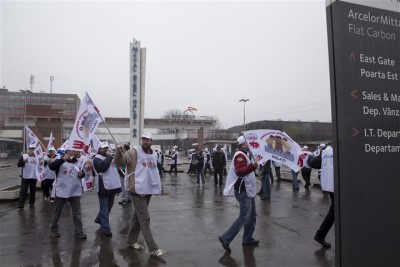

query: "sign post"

left=326, top=0, right=400, bottom=265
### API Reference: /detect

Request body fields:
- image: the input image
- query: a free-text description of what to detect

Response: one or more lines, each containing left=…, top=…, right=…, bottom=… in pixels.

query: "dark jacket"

left=93, top=155, right=122, bottom=196
left=49, top=158, right=85, bottom=179
left=212, top=151, right=226, bottom=168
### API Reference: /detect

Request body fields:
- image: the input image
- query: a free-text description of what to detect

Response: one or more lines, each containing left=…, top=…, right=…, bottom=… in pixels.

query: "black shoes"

left=218, top=236, right=231, bottom=253
left=242, top=239, right=260, bottom=246
left=103, top=231, right=112, bottom=237
left=314, top=235, right=331, bottom=248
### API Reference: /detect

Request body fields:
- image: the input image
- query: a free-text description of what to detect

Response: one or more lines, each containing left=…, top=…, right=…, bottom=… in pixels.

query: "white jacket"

left=320, top=146, right=334, bottom=192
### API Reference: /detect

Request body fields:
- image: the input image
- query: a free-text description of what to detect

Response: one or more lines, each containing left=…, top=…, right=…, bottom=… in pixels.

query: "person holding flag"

left=218, top=136, right=259, bottom=253
left=17, top=143, right=39, bottom=210
left=48, top=148, right=87, bottom=239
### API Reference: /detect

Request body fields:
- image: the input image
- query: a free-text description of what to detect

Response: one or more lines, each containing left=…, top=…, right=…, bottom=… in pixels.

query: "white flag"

left=34, top=145, right=45, bottom=181
left=45, top=131, right=54, bottom=154
left=24, top=126, right=45, bottom=180
left=68, top=92, right=104, bottom=152
left=25, top=126, right=40, bottom=151
left=243, top=129, right=302, bottom=172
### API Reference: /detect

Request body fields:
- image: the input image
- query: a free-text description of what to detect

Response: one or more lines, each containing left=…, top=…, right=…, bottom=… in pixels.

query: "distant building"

left=0, top=88, right=80, bottom=156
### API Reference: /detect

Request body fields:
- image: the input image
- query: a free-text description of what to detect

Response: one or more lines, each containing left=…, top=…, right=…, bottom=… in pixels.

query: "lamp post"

left=239, top=98, right=249, bottom=131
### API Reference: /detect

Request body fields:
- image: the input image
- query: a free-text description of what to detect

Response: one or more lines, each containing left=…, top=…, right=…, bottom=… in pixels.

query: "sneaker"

left=17, top=206, right=24, bottom=211
left=49, top=231, right=60, bottom=237
left=128, top=242, right=145, bottom=250
left=94, top=218, right=101, bottom=225
left=50, top=199, right=55, bottom=203
left=118, top=201, right=127, bottom=205
left=151, top=249, right=167, bottom=257
left=314, top=235, right=331, bottom=248
left=218, top=236, right=231, bottom=253
left=75, top=232, right=87, bottom=239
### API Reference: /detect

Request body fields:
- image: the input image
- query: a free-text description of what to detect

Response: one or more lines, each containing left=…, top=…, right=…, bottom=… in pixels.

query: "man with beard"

left=115, top=133, right=167, bottom=258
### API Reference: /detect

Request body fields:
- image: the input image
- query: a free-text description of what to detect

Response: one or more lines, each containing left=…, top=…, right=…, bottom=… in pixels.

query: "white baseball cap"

left=237, top=136, right=246, bottom=145
left=99, top=142, right=109, bottom=149
left=141, top=133, right=152, bottom=140
left=48, top=146, right=56, bottom=151
left=28, top=144, right=36, bottom=149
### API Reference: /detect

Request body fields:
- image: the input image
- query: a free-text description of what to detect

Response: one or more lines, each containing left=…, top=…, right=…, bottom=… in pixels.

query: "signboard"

left=327, top=0, right=400, bottom=265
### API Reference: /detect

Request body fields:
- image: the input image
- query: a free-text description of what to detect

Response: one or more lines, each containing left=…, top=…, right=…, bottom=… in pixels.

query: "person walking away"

left=169, top=150, right=178, bottom=175
left=93, top=142, right=122, bottom=236
left=17, top=144, right=38, bottom=210
left=203, top=148, right=213, bottom=175
left=114, top=133, right=167, bottom=257
left=258, top=160, right=272, bottom=200
left=212, top=146, right=226, bottom=186
left=272, top=161, right=282, bottom=181
left=48, top=148, right=87, bottom=239
left=300, top=146, right=313, bottom=190
left=41, top=146, right=57, bottom=202
left=313, top=145, right=334, bottom=248
left=218, top=136, right=259, bottom=253
left=193, top=148, right=205, bottom=185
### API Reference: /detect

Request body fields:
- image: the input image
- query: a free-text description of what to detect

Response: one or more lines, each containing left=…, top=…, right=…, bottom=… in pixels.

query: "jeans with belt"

left=220, top=190, right=257, bottom=244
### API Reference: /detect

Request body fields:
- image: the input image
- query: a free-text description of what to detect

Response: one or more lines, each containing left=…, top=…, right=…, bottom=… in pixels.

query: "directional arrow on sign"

left=351, top=89, right=358, bottom=99
left=348, top=52, right=356, bottom=61
left=352, top=127, right=359, bottom=136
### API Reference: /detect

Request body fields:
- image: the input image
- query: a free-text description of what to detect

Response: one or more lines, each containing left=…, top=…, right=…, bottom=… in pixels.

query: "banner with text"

left=243, top=129, right=302, bottom=172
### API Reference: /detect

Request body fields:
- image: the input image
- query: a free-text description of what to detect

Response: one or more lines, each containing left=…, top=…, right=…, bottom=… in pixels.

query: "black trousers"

left=213, top=166, right=224, bottom=185
left=41, top=179, right=55, bottom=198
left=316, top=192, right=335, bottom=239
left=274, top=167, right=281, bottom=180
left=169, top=164, right=177, bottom=174
left=204, top=163, right=212, bottom=174
left=18, top=178, right=37, bottom=208
left=301, top=169, right=312, bottom=186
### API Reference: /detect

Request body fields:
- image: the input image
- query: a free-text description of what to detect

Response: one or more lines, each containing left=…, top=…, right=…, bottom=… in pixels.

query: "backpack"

left=307, top=153, right=322, bottom=169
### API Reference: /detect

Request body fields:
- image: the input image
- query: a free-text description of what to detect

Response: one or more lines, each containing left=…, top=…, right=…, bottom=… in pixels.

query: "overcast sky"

left=0, top=0, right=331, bottom=129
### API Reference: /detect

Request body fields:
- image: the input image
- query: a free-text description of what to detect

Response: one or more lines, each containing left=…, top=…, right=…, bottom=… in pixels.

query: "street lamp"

left=239, top=98, right=249, bottom=131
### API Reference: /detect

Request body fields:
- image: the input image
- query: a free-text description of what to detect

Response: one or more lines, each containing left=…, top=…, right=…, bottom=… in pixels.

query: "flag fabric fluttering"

left=68, top=92, right=104, bottom=152
left=25, top=126, right=40, bottom=151
left=45, top=131, right=54, bottom=154
left=25, top=126, right=45, bottom=180
left=242, top=129, right=302, bottom=172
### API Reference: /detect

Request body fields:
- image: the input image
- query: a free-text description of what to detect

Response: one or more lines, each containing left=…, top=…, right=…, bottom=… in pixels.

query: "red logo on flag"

left=72, top=140, right=85, bottom=149
left=249, top=141, right=260, bottom=149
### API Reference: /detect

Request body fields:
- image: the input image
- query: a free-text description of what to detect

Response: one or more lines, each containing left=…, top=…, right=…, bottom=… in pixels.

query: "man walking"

left=93, top=142, right=122, bottom=236
left=218, top=136, right=259, bottom=253
left=48, top=148, right=87, bottom=239
left=115, top=133, right=167, bottom=257
left=17, top=144, right=38, bottom=210
left=212, top=146, right=226, bottom=186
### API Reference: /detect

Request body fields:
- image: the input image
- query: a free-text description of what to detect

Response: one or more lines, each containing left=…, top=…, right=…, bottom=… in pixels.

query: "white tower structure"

left=129, top=38, right=146, bottom=146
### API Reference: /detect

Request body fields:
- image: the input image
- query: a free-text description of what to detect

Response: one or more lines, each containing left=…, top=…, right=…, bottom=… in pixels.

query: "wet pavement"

left=0, top=159, right=334, bottom=266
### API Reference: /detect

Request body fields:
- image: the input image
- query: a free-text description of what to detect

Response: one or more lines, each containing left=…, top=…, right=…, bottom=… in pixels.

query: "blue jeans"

left=220, top=191, right=257, bottom=244
left=260, top=173, right=271, bottom=198
left=96, top=194, right=116, bottom=232
left=291, top=170, right=299, bottom=189
left=196, top=168, right=205, bottom=183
